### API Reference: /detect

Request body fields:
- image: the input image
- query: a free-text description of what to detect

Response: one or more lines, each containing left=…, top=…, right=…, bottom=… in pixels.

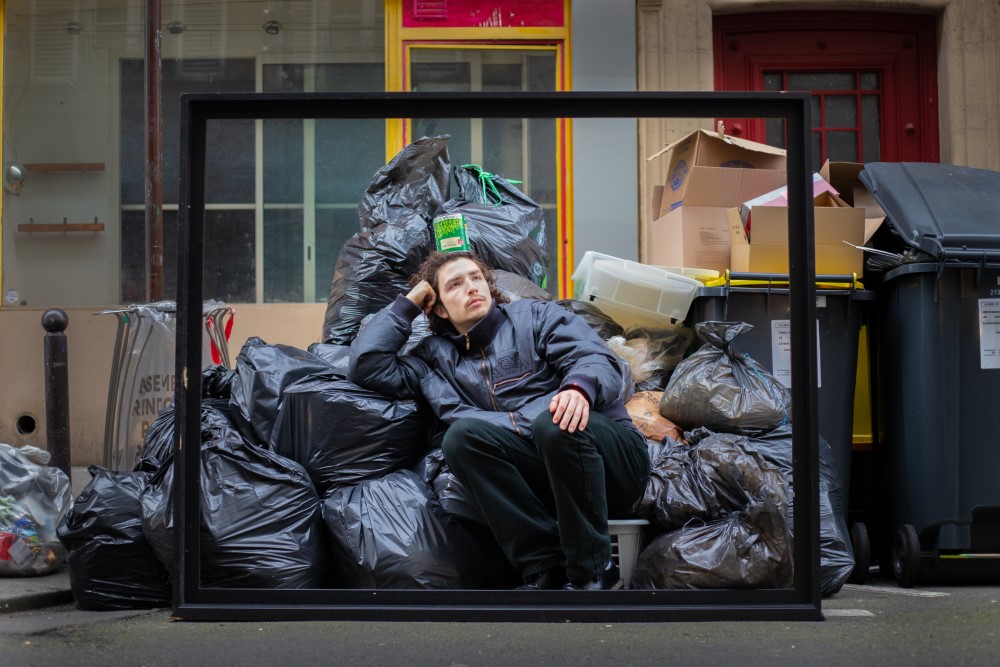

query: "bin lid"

left=859, top=162, right=1000, bottom=261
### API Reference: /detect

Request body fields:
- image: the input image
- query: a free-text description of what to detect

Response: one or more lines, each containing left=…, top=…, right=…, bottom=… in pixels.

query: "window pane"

left=861, top=72, right=879, bottom=90
left=120, top=210, right=178, bottom=303
left=826, top=131, right=858, bottom=162
left=316, top=208, right=365, bottom=303
left=788, top=72, right=855, bottom=91
left=766, top=119, right=785, bottom=149
left=825, top=95, right=857, bottom=128
left=205, top=209, right=255, bottom=303
left=862, top=95, right=881, bottom=162
left=812, top=132, right=823, bottom=171
left=811, top=96, right=821, bottom=128
left=763, top=73, right=782, bottom=91
left=264, top=209, right=304, bottom=303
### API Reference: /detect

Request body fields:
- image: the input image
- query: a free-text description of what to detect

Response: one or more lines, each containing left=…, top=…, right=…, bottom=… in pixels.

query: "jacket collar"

left=443, top=301, right=505, bottom=351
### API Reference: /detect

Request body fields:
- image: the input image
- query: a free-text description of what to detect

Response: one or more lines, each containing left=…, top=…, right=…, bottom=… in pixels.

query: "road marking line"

left=843, top=584, right=950, bottom=598
left=823, top=609, right=875, bottom=617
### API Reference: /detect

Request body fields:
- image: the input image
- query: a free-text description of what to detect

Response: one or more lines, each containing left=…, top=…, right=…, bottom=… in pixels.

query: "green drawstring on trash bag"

left=460, top=163, right=521, bottom=206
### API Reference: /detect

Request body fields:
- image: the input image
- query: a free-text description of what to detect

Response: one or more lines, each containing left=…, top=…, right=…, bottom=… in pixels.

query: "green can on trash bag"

left=433, top=213, right=470, bottom=253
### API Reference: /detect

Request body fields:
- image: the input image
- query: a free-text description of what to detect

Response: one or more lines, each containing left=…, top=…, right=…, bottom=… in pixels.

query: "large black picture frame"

left=174, top=91, right=821, bottom=622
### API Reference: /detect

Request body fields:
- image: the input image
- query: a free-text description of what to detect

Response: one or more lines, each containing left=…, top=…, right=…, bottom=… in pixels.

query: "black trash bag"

left=357, top=135, right=452, bottom=233
left=630, top=437, right=720, bottom=530
left=322, top=469, right=518, bottom=589
left=659, top=322, right=791, bottom=435
left=229, top=337, right=332, bottom=447
left=269, top=372, right=432, bottom=495
left=56, top=467, right=171, bottom=611
left=437, top=163, right=548, bottom=286
left=323, top=218, right=434, bottom=345
left=322, top=136, right=451, bottom=344
left=415, top=448, right=486, bottom=526
left=630, top=497, right=794, bottom=590
left=556, top=299, right=625, bottom=341
left=741, top=424, right=855, bottom=596
left=495, top=269, right=552, bottom=302
left=140, top=405, right=330, bottom=589
left=134, top=398, right=232, bottom=473
left=202, top=364, right=237, bottom=399
left=630, top=430, right=787, bottom=533
left=306, top=343, right=352, bottom=378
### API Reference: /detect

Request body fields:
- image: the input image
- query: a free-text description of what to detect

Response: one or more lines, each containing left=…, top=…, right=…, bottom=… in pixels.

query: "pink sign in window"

left=404, top=0, right=564, bottom=28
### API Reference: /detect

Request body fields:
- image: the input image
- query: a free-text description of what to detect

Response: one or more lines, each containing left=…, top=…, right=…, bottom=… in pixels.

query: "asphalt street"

left=1, top=574, right=998, bottom=667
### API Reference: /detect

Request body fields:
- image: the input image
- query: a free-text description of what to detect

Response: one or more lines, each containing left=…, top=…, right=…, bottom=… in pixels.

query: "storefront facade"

left=1, top=0, right=997, bottom=464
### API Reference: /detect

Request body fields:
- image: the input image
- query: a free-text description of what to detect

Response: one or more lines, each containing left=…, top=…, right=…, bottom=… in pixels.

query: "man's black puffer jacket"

left=349, top=295, right=637, bottom=438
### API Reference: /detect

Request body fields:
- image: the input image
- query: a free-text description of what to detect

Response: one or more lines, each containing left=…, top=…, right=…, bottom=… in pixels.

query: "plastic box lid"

left=571, top=251, right=701, bottom=324
left=858, top=162, right=1000, bottom=261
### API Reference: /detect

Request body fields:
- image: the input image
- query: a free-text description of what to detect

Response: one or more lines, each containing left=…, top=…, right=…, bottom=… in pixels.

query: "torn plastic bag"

left=630, top=497, right=794, bottom=590
left=140, top=404, right=330, bottom=589
left=659, top=322, right=791, bottom=435
left=437, top=163, right=548, bottom=286
left=415, top=448, right=486, bottom=526
left=0, top=444, right=71, bottom=576
left=622, top=325, right=693, bottom=391
left=495, top=269, right=552, bottom=302
left=357, top=135, right=451, bottom=233
left=323, top=136, right=451, bottom=344
left=269, top=372, right=432, bottom=495
left=56, top=467, right=170, bottom=610
left=229, top=337, right=332, bottom=447
left=322, top=469, right=517, bottom=589
left=740, top=424, right=855, bottom=596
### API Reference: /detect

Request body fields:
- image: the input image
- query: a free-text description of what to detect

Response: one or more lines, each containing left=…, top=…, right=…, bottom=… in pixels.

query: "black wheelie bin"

left=860, top=162, right=1000, bottom=588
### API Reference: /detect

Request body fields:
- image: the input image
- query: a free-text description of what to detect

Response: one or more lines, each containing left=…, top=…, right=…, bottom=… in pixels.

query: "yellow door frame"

left=384, top=0, right=575, bottom=296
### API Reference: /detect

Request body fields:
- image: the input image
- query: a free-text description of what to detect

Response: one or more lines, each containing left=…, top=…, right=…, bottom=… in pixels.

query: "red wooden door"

left=714, top=12, right=939, bottom=169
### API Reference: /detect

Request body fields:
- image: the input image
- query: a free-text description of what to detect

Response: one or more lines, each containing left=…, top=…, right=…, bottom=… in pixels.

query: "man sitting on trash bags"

left=349, top=249, right=650, bottom=591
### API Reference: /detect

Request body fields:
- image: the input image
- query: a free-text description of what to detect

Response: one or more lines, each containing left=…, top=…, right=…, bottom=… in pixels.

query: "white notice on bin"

left=770, top=319, right=821, bottom=388
left=978, top=299, right=1000, bottom=370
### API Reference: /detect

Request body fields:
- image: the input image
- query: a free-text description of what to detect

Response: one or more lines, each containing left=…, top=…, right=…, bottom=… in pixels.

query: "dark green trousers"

left=441, top=411, right=650, bottom=582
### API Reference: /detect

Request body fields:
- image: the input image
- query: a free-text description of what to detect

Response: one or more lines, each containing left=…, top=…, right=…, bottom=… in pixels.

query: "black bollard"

left=42, top=309, right=71, bottom=478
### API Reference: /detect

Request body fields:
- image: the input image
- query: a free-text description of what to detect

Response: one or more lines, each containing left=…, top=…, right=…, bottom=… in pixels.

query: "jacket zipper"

left=479, top=348, right=499, bottom=411
left=493, top=372, right=530, bottom=391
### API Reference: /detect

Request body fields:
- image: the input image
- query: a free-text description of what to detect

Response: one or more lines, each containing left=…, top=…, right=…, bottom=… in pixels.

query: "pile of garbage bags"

left=48, top=138, right=852, bottom=609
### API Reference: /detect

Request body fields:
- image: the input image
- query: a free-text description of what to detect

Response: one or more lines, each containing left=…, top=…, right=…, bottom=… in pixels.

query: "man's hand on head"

left=549, top=388, right=590, bottom=433
left=406, top=280, right=437, bottom=316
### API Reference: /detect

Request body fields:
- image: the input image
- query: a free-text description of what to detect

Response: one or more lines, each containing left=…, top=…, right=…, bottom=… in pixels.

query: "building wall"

left=636, top=0, right=1000, bottom=261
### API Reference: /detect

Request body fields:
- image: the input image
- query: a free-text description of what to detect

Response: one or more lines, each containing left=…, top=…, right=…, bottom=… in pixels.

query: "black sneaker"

left=562, top=560, right=623, bottom=591
left=516, top=566, right=567, bottom=590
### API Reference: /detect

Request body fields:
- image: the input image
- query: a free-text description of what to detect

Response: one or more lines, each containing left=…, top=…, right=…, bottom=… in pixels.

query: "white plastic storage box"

left=571, top=251, right=702, bottom=329
left=609, top=518, right=649, bottom=589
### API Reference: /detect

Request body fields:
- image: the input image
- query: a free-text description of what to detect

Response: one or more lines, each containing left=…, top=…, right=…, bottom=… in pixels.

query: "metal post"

left=146, top=0, right=164, bottom=301
left=42, top=309, right=71, bottom=478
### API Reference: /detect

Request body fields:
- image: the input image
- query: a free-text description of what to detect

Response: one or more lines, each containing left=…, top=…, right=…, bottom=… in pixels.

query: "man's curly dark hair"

left=412, top=251, right=510, bottom=334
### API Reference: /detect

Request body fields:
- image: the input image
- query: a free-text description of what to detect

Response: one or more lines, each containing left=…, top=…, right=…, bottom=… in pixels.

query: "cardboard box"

left=727, top=191, right=867, bottom=276
left=648, top=128, right=787, bottom=217
left=819, top=160, right=886, bottom=242
left=649, top=166, right=787, bottom=273
left=738, top=173, right=839, bottom=234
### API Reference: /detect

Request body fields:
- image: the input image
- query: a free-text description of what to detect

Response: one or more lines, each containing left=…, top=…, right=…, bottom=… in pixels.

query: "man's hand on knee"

left=549, top=388, right=590, bottom=433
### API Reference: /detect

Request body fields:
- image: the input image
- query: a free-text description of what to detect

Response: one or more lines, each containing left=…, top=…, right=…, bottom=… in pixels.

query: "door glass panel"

left=760, top=70, right=879, bottom=168
left=826, top=131, right=858, bottom=162
left=825, top=95, right=857, bottom=128
left=410, top=48, right=558, bottom=294
left=862, top=95, right=882, bottom=162
left=788, top=72, right=855, bottom=91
